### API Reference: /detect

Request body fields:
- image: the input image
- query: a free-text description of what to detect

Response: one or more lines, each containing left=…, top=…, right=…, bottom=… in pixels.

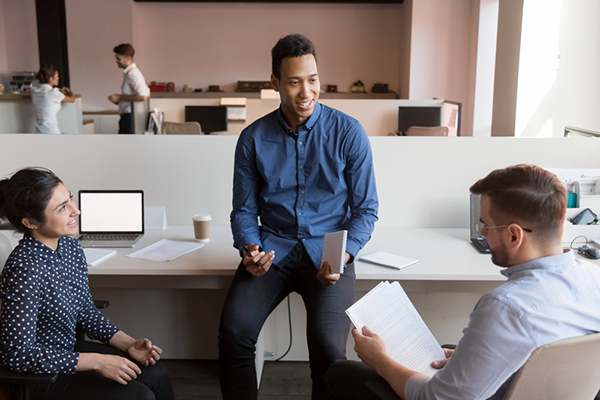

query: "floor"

left=163, top=359, right=312, bottom=400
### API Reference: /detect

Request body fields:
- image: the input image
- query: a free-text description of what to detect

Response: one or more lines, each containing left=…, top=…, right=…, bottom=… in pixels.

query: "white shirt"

left=119, top=63, right=150, bottom=114
left=31, top=83, right=65, bottom=134
left=405, top=250, right=600, bottom=400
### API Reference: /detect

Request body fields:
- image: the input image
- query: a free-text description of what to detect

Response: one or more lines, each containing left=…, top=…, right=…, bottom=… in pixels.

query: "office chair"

left=503, top=332, right=600, bottom=400
left=163, top=121, right=202, bottom=135
left=405, top=126, right=449, bottom=136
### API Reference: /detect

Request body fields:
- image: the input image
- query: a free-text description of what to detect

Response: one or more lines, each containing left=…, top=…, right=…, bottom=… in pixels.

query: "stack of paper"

left=346, top=281, right=444, bottom=377
left=84, top=248, right=116, bottom=267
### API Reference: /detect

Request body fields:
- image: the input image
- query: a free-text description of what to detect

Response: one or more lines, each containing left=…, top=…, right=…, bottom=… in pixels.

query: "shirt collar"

left=276, top=102, right=322, bottom=135
left=22, top=235, right=66, bottom=261
left=123, top=63, right=136, bottom=74
left=501, top=249, right=574, bottom=279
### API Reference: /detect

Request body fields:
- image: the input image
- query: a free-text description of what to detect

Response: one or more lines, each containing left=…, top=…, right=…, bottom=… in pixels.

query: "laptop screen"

left=79, top=190, right=144, bottom=233
left=469, top=193, right=482, bottom=239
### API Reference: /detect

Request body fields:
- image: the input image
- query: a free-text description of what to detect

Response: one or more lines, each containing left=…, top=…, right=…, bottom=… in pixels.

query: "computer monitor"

left=397, top=106, right=441, bottom=134
left=185, top=106, right=228, bottom=134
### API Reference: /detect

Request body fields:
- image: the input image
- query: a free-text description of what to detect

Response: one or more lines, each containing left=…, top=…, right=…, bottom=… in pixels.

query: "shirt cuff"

left=405, top=373, right=431, bottom=400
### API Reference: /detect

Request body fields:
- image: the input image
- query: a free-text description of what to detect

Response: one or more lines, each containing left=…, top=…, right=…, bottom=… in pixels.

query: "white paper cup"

left=192, top=214, right=211, bottom=242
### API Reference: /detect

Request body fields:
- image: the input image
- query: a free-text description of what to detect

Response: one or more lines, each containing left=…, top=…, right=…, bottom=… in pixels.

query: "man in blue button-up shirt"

left=326, top=165, right=600, bottom=400
left=219, top=34, right=378, bottom=400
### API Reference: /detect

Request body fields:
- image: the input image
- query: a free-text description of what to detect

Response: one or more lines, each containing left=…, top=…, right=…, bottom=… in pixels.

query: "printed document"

left=346, top=281, right=445, bottom=377
left=126, top=239, right=204, bottom=262
left=359, top=251, right=419, bottom=270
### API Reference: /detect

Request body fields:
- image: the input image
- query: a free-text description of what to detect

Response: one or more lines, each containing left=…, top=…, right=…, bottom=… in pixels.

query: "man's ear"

left=506, top=224, right=525, bottom=248
left=271, top=74, right=279, bottom=92
left=21, top=218, right=39, bottom=230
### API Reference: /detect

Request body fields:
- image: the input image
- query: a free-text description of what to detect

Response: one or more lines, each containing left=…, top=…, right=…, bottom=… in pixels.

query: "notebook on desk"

left=470, top=194, right=490, bottom=254
left=76, top=190, right=144, bottom=248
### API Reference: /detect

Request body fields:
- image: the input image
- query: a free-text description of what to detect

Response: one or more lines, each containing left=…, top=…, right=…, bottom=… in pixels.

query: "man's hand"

left=95, top=354, right=141, bottom=385
left=431, top=348, right=454, bottom=369
left=317, top=261, right=340, bottom=286
left=108, top=94, right=121, bottom=104
left=352, top=326, right=389, bottom=369
left=126, top=338, right=162, bottom=367
left=243, top=243, right=274, bottom=277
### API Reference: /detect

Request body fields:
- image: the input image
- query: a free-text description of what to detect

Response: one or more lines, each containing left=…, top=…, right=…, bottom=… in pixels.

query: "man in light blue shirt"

left=326, top=164, right=600, bottom=400
left=219, top=34, right=378, bottom=400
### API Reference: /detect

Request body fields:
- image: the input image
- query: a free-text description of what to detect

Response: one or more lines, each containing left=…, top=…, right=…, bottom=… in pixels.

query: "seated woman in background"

left=0, top=167, right=174, bottom=400
left=31, top=64, right=75, bottom=134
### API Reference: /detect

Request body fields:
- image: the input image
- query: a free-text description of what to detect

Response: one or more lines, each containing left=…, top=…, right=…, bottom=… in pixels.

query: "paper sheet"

left=83, top=248, right=116, bottom=266
left=125, top=239, right=204, bottom=262
left=346, top=281, right=445, bottom=377
left=358, top=251, right=419, bottom=270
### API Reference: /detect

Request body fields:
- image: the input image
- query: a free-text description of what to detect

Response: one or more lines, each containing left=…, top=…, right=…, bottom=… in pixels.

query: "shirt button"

left=298, top=212, right=301, bottom=215
left=299, top=166, right=303, bottom=170
left=300, top=191, right=304, bottom=194
left=299, top=141, right=302, bottom=145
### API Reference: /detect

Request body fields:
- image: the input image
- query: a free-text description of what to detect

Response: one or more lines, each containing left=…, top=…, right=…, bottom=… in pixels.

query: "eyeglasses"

left=475, top=220, right=532, bottom=236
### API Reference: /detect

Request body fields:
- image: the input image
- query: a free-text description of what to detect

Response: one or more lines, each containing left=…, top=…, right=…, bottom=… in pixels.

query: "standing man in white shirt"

left=108, top=43, right=150, bottom=134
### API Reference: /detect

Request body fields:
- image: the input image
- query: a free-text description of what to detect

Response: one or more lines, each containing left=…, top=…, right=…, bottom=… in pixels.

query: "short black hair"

left=114, top=43, right=135, bottom=58
left=0, top=167, right=62, bottom=234
left=271, top=34, right=317, bottom=80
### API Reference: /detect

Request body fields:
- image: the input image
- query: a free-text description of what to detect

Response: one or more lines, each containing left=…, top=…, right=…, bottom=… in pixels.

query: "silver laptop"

left=77, top=190, right=144, bottom=248
left=470, top=193, right=490, bottom=254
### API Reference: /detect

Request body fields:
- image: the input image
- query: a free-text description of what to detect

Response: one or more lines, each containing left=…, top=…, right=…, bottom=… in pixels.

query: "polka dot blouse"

left=0, top=235, right=119, bottom=373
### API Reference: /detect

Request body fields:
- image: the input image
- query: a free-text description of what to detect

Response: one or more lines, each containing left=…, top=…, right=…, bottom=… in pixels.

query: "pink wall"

left=66, top=0, right=133, bottom=112
left=0, top=0, right=38, bottom=88
left=0, top=0, right=8, bottom=88
left=409, top=0, right=476, bottom=135
left=65, top=1, right=402, bottom=111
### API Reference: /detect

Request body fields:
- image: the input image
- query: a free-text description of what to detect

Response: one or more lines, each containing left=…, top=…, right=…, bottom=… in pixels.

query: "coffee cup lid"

left=193, top=214, right=212, bottom=221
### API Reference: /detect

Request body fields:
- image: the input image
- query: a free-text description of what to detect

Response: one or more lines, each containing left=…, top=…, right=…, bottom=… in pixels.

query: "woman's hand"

left=96, top=353, right=141, bottom=385
left=126, top=338, right=162, bottom=367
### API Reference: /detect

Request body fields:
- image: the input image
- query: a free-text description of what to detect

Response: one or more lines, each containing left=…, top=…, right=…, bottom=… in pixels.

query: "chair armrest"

left=93, top=300, right=109, bottom=310
left=0, top=365, right=58, bottom=385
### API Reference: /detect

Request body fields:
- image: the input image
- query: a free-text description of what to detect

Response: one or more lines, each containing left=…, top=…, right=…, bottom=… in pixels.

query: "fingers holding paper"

left=352, top=326, right=389, bottom=369
left=431, top=348, right=454, bottom=369
left=243, top=243, right=274, bottom=277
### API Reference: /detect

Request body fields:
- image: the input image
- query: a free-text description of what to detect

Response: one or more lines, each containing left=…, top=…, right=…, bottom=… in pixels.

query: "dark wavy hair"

left=113, top=43, right=135, bottom=58
left=470, top=164, right=566, bottom=241
left=35, top=64, right=57, bottom=84
left=0, top=167, right=62, bottom=234
left=271, top=34, right=317, bottom=80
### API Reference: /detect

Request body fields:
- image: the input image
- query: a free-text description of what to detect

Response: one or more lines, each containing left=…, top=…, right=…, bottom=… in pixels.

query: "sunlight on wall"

left=515, top=0, right=562, bottom=137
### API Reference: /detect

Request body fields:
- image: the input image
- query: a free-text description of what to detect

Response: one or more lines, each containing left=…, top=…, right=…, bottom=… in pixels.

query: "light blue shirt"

left=230, top=102, right=379, bottom=268
left=405, top=250, right=600, bottom=400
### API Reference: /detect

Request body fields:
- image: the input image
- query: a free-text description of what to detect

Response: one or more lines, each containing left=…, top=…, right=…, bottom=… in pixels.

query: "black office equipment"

left=397, top=106, right=441, bottom=135
left=185, top=105, right=228, bottom=134
left=470, top=194, right=490, bottom=254
left=237, top=81, right=272, bottom=92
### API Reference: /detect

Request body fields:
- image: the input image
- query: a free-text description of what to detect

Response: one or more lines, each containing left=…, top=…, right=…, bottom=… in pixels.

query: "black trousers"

left=31, top=340, right=174, bottom=400
left=219, top=245, right=356, bottom=400
left=118, top=113, right=133, bottom=134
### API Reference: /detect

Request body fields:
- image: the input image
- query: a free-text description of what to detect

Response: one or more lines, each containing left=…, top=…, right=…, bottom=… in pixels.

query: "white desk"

left=1, top=226, right=596, bottom=362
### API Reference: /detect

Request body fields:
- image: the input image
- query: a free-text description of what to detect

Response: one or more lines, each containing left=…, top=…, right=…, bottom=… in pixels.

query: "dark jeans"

left=31, top=340, right=174, bottom=400
left=219, top=245, right=356, bottom=400
left=325, top=345, right=458, bottom=400
left=118, top=113, right=133, bottom=134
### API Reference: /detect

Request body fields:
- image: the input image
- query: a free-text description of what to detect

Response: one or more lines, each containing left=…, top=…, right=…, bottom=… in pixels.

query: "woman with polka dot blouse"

left=0, top=167, right=174, bottom=400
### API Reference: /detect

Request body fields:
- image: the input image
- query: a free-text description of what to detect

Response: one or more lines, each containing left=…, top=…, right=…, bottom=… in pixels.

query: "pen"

left=242, top=244, right=252, bottom=257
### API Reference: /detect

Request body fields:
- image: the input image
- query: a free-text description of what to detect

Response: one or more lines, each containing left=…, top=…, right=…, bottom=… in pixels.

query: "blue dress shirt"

left=405, top=250, right=600, bottom=400
left=0, top=236, right=119, bottom=373
left=230, top=102, right=379, bottom=268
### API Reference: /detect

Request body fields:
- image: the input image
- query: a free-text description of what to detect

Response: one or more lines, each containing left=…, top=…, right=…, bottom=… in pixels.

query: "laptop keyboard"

left=472, top=237, right=491, bottom=253
left=78, top=234, right=140, bottom=241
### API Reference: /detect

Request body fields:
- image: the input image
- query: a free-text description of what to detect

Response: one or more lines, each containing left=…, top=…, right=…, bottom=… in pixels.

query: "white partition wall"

left=1, top=135, right=599, bottom=360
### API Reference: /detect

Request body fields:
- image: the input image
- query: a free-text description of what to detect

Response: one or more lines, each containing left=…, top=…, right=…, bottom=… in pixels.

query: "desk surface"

left=2, top=226, right=596, bottom=282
